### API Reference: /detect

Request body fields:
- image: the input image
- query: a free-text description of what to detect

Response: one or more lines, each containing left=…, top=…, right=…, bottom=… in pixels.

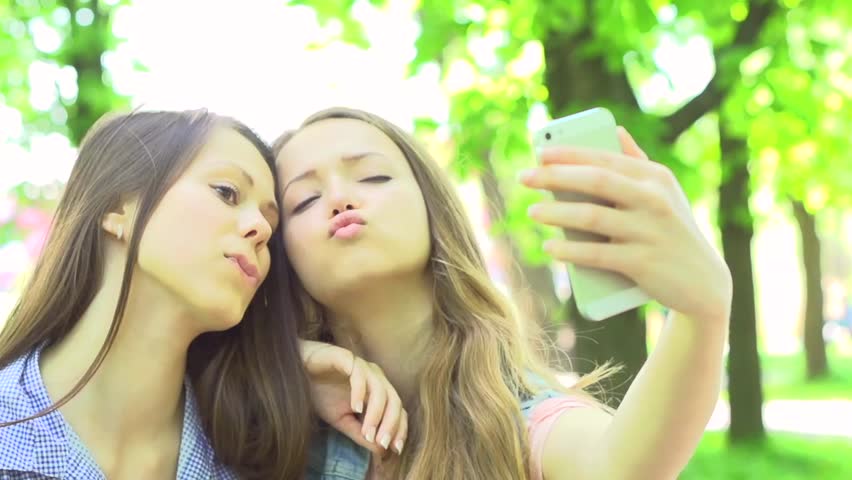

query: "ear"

left=101, top=197, right=139, bottom=242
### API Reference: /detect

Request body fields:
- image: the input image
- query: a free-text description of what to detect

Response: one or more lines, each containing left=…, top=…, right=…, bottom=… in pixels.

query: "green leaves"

left=742, top=0, right=852, bottom=209
left=290, top=0, right=379, bottom=49
left=1, top=0, right=130, bottom=145
left=285, top=0, right=850, bottom=262
left=411, top=0, right=468, bottom=71
left=1, top=0, right=127, bottom=250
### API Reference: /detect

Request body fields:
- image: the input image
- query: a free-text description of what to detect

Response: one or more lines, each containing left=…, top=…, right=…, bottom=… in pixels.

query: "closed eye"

left=292, top=196, right=319, bottom=214
left=361, top=175, right=391, bottom=183
left=212, top=184, right=239, bottom=204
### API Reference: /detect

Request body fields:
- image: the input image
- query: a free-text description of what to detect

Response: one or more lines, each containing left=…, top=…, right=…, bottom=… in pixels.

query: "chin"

left=198, top=299, right=249, bottom=332
left=312, top=266, right=399, bottom=303
left=335, top=264, right=385, bottom=285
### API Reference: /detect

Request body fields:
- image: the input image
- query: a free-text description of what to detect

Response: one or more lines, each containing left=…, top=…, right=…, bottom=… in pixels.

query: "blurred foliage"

left=302, top=0, right=851, bottom=241
left=682, top=430, right=852, bottom=479
left=1, top=0, right=129, bottom=278
left=1, top=0, right=130, bottom=145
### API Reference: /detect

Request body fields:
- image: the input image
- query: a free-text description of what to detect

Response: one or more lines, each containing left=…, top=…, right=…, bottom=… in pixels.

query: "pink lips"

left=225, top=254, right=260, bottom=286
left=328, top=210, right=366, bottom=239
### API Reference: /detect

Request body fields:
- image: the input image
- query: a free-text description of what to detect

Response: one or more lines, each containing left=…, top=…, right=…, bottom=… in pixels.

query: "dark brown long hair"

left=0, top=109, right=311, bottom=479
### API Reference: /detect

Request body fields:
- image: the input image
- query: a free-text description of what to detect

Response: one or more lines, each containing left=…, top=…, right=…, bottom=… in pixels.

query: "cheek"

left=138, top=186, right=221, bottom=269
left=395, top=191, right=430, bottom=240
left=283, top=219, right=321, bottom=278
left=257, top=248, right=272, bottom=281
left=413, top=200, right=432, bottom=255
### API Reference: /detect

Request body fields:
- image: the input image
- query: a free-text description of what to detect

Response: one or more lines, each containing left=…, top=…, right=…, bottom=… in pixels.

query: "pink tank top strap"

left=527, top=396, right=590, bottom=480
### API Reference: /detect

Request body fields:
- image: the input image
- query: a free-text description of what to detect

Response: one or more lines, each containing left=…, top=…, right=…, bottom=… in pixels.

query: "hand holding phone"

left=529, top=107, right=651, bottom=321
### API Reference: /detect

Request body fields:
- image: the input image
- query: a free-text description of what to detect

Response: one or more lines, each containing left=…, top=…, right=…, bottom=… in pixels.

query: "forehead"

left=276, top=118, right=401, bottom=176
left=189, top=127, right=274, bottom=189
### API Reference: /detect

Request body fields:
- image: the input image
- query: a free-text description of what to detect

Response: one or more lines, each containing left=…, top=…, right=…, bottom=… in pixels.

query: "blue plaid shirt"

left=0, top=345, right=238, bottom=479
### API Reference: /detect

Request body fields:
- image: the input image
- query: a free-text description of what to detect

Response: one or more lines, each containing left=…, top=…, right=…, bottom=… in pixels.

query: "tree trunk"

left=542, top=24, right=647, bottom=405
left=570, top=306, right=648, bottom=406
left=479, top=152, right=575, bottom=368
left=791, top=200, right=829, bottom=380
left=718, top=124, right=765, bottom=443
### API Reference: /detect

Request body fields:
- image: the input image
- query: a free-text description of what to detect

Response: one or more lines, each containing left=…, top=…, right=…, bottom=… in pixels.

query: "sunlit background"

left=2, top=0, right=851, bottom=477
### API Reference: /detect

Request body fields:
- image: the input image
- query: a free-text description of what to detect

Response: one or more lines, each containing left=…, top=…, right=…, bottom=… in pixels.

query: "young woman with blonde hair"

left=274, top=107, right=731, bottom=480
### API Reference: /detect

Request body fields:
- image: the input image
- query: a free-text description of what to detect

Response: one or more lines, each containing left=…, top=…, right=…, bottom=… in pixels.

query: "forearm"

left=599, top=311, right=728, bottom=480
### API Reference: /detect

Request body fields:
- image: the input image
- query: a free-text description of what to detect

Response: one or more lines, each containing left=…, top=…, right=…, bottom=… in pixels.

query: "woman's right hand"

left=301, top=340, right=407, bottom=456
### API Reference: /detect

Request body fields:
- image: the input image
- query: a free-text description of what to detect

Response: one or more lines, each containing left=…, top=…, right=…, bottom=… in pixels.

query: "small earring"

left=116, top=225, right=123, bottom=241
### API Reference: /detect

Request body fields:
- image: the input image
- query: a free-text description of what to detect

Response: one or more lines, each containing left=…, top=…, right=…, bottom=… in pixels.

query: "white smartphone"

left=531, top=107, right=650, bottom=321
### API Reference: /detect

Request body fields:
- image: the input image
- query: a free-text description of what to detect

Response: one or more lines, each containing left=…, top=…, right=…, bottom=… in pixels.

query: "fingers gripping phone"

left=531, top=107, right=650, bottom=321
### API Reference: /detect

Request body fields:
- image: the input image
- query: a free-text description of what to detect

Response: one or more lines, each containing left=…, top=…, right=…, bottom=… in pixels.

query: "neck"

left=41, top=261, right=200, bottom=442
left=326, top=272, right=434, bottom=402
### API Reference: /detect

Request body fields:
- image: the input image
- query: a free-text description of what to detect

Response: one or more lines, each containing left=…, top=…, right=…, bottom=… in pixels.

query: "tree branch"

left=662, top=0, right=777, bottom=143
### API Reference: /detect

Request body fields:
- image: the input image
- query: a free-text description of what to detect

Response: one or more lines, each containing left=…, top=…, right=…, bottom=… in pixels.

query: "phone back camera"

left=545, top=132, right=552, bottom=140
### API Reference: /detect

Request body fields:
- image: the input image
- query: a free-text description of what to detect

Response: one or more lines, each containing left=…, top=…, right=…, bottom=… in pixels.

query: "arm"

left=523, top=128, right=732, bottom=480
left=540, top=312, right=726, bottom=480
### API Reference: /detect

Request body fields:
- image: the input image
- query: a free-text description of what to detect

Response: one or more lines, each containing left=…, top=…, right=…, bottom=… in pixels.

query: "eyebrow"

left=281, top=152, right=386, bottom=196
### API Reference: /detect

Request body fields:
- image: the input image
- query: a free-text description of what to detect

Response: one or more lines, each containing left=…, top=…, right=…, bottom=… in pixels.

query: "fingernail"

left=380, top=434, right=391, bottom=449
left=543, top=240, right=555, bottom=252
left=519, top=169, right=536, bottom=182
left=364, top=426, right=375, bottom=443
left=527, top=204, right=540, bottom=217
left=353, top=401, right=363, bottom=414
left=394, top=440, right=404, bottom=454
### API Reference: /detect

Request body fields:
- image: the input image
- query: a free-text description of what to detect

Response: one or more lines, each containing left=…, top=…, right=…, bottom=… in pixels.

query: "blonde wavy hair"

left=274, top=107, right=614, bottom=479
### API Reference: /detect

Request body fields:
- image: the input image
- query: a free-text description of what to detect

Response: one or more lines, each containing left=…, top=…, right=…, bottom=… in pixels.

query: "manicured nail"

left=527, top=204, right=540, bottom=217
left=520, top=169, right=536, bottom=182
left=353, top=401, right=363, bottom=414
left=380, top=434, right=391, bottom=449
left=364, top=426, right=375, bottom=443
left=394, top=440, right=405, bottom=454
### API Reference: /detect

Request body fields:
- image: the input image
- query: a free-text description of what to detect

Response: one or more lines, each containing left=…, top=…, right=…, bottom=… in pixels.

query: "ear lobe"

left=101, top=197, right=138, bottom=241
left=101, top=213, right=125, bottom=241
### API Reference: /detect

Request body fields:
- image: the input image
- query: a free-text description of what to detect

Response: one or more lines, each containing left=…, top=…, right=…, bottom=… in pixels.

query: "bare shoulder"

left=541, top=403, right=613, bottom=480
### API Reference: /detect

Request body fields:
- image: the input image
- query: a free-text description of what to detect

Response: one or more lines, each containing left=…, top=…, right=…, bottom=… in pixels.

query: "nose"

left=240, top=208, right=273, bottom=250
left=327, top=177, right=359, bottom=218
left=331, top=203, right=356, bottom=217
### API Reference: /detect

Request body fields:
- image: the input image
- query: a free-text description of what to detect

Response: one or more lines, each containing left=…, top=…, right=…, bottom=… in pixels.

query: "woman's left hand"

left=522, top=127, right=732, bottom=324
left=301, top=340, right=407, bottom=456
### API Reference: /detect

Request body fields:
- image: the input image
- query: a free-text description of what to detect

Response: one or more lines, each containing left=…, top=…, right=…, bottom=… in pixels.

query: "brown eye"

left=212, top=184, right=239, bottom=204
